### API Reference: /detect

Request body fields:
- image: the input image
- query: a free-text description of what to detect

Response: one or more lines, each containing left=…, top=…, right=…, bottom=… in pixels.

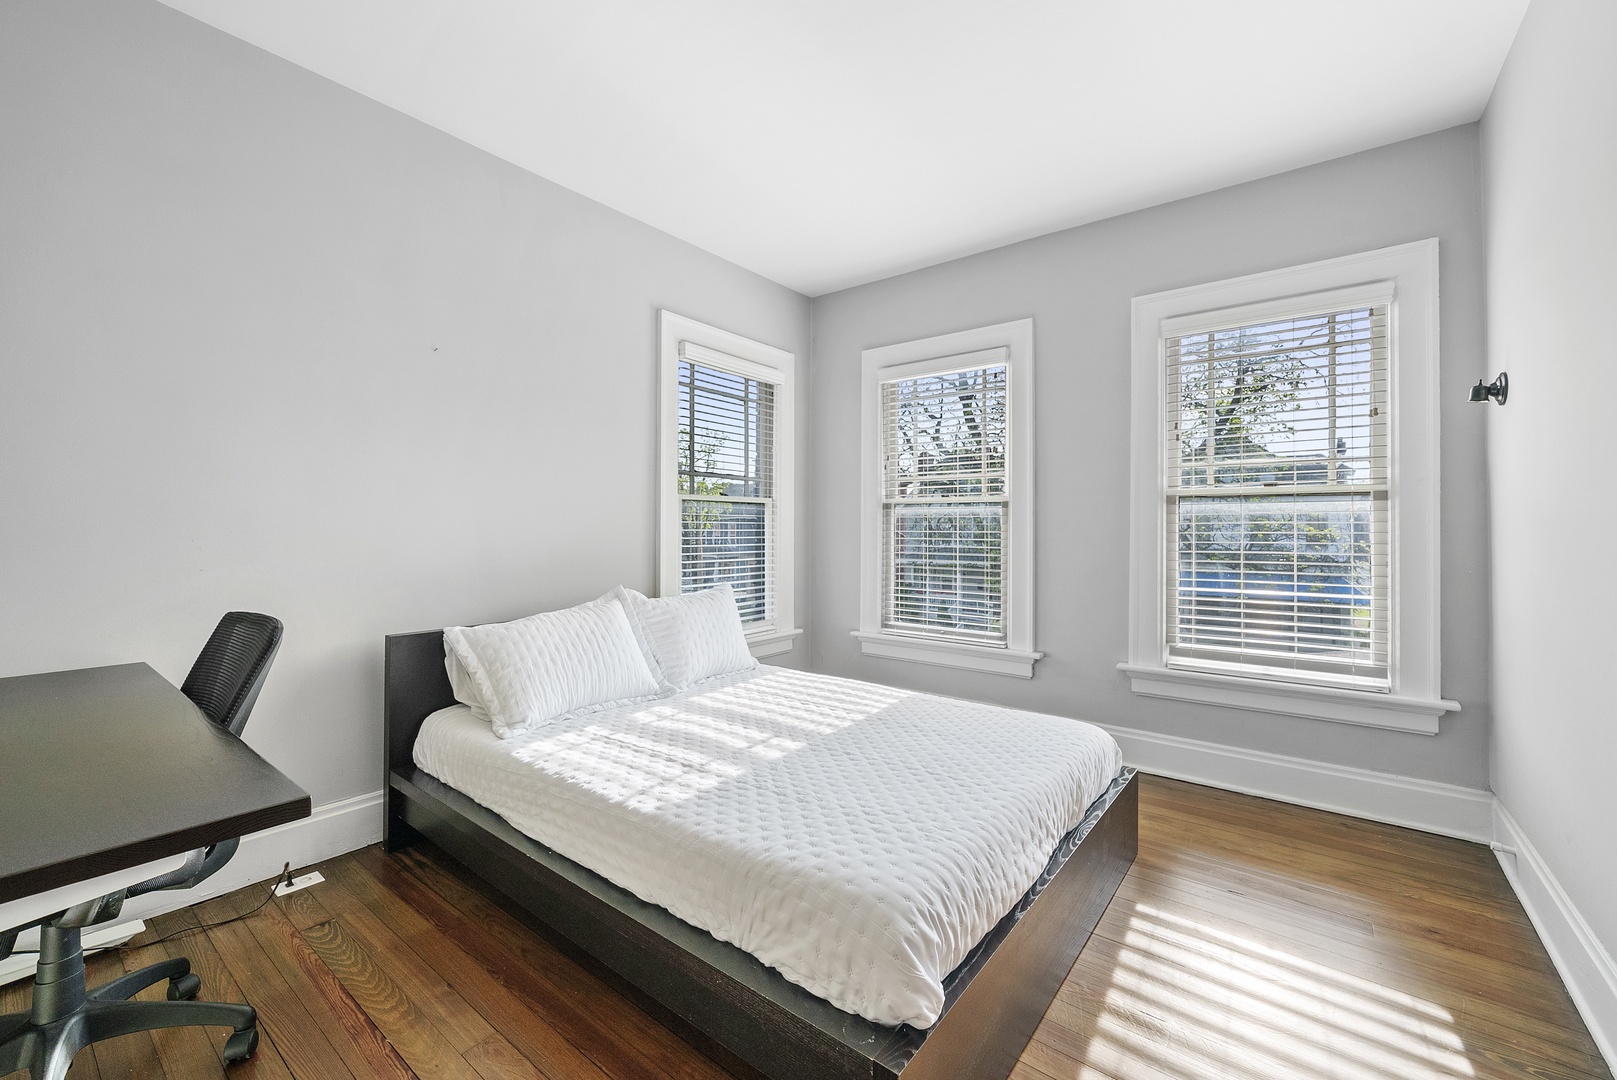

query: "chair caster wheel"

left=167, top=973, right=201, bottom=1001
left=224, top=1026, right=259, bottom=1062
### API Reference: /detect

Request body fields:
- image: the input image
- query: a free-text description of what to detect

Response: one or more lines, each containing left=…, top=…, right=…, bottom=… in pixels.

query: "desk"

left=0, top=663, right=311, bottom=917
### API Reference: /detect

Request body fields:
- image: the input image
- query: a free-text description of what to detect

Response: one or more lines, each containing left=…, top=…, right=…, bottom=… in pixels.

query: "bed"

left=383, top=626, right=1137, bottom=1080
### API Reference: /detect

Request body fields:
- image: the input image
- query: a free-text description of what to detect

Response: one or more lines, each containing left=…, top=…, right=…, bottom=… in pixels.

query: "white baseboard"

left=1493, top=801, right=1617, bottom=1070
left=115, top=789, right=384, bottom=926
left=1098, top=722, right=1495, bottom=842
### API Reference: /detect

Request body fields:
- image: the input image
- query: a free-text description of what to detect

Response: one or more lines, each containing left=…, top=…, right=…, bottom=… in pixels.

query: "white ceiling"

left=158, top=0, right=1529, bottom=296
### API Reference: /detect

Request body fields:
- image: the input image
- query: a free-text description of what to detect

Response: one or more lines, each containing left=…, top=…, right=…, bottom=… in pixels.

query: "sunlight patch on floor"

left=1081, top=903, right=1475, bottom=1080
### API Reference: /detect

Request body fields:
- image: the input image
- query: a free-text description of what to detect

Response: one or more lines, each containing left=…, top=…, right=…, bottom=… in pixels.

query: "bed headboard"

left=383, top=629, right=456, bottom=779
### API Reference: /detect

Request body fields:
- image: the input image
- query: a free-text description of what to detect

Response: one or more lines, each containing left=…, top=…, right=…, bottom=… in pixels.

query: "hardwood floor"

left=2, top=775, right=1608, bottom=1080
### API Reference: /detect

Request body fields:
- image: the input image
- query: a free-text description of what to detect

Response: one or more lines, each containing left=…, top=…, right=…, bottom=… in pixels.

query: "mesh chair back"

left=180, top=612, right=283, bottom=737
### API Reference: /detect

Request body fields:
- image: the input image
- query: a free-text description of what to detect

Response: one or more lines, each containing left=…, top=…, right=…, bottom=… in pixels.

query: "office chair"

left=0, top=612, right=283, bottom=1080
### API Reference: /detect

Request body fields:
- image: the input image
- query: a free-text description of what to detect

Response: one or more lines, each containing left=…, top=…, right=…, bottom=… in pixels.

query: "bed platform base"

left=384, top=629, right=1138, bottom=1080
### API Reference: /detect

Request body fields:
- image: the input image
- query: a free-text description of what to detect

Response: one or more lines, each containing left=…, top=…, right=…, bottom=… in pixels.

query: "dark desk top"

left=0, top=663, right=311, bottom=905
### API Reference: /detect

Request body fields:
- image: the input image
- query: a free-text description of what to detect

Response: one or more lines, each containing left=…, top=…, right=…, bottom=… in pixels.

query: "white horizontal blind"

left=1166, top=306, right=1390, bottom=686
left=678, top=351, right=774, bottom=626
left=880, top=362, right=1008, bottom=645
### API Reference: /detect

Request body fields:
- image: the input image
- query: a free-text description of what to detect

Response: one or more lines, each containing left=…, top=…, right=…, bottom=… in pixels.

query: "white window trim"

left=658, top=310, right=799, bottom=659
left=855, top=319, right=1041, bottom=678
left=1122, top=240, right=1459, bottom=734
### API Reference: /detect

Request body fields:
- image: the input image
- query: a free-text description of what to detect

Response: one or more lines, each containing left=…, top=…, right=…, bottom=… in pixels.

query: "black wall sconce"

left=1470, top=372, right=1508, bottom=405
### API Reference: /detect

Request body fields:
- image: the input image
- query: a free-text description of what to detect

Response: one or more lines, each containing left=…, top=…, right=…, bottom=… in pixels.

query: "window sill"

left=1116, top=663, right=1459, bottom=734
left=854, top=631, right=1043, bottom=678
left=746, top=627, right=803, bottom=659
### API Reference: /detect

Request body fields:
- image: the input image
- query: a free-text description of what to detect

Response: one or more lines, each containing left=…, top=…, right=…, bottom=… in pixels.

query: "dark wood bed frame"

left=383, top=629, right=1138, bottom=1080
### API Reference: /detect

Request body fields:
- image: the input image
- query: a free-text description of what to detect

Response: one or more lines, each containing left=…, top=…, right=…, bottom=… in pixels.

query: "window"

left=1167, top=305, right=1389, bottom=685
left=882, top=363, right=1007, bottom=643
left=1122, top=241, right=1458, bottom=732
left=659, top=311, right=799, bottom=657
left=678, top=358, right=774, bottom=621
left=856, top=320, right=1040, bottom=677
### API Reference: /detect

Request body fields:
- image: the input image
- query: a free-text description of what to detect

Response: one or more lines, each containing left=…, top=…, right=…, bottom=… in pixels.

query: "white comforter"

left=413, top=665, right=1121, bottom=1028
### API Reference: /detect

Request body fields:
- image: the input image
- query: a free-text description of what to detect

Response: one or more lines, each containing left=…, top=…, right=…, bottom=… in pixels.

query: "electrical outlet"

left=274, top=871, right=324, bottom=897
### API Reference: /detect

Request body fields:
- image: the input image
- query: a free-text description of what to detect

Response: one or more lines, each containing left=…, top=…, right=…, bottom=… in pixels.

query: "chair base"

left=0, top=927, right=256, bottom=1080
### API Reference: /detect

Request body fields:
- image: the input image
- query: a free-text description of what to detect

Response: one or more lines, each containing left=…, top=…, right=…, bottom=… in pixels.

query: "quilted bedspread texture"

left=414, top=664, right=1122, bottom=1027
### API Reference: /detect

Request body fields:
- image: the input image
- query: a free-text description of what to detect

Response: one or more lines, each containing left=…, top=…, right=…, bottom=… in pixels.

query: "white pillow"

left=442, top=592, right=662, bottom=739
left=615, top=584, right=757, bottom=690
left=443, top=647, right=491, bottom=725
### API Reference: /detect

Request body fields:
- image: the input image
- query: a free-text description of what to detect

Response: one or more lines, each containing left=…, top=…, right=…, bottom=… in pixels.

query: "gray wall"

left=1482, top=0, right=1617, bottom=966
left=0, top=0, right=810, bottom=808
left=809, top=126, right=1491, bottom=789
